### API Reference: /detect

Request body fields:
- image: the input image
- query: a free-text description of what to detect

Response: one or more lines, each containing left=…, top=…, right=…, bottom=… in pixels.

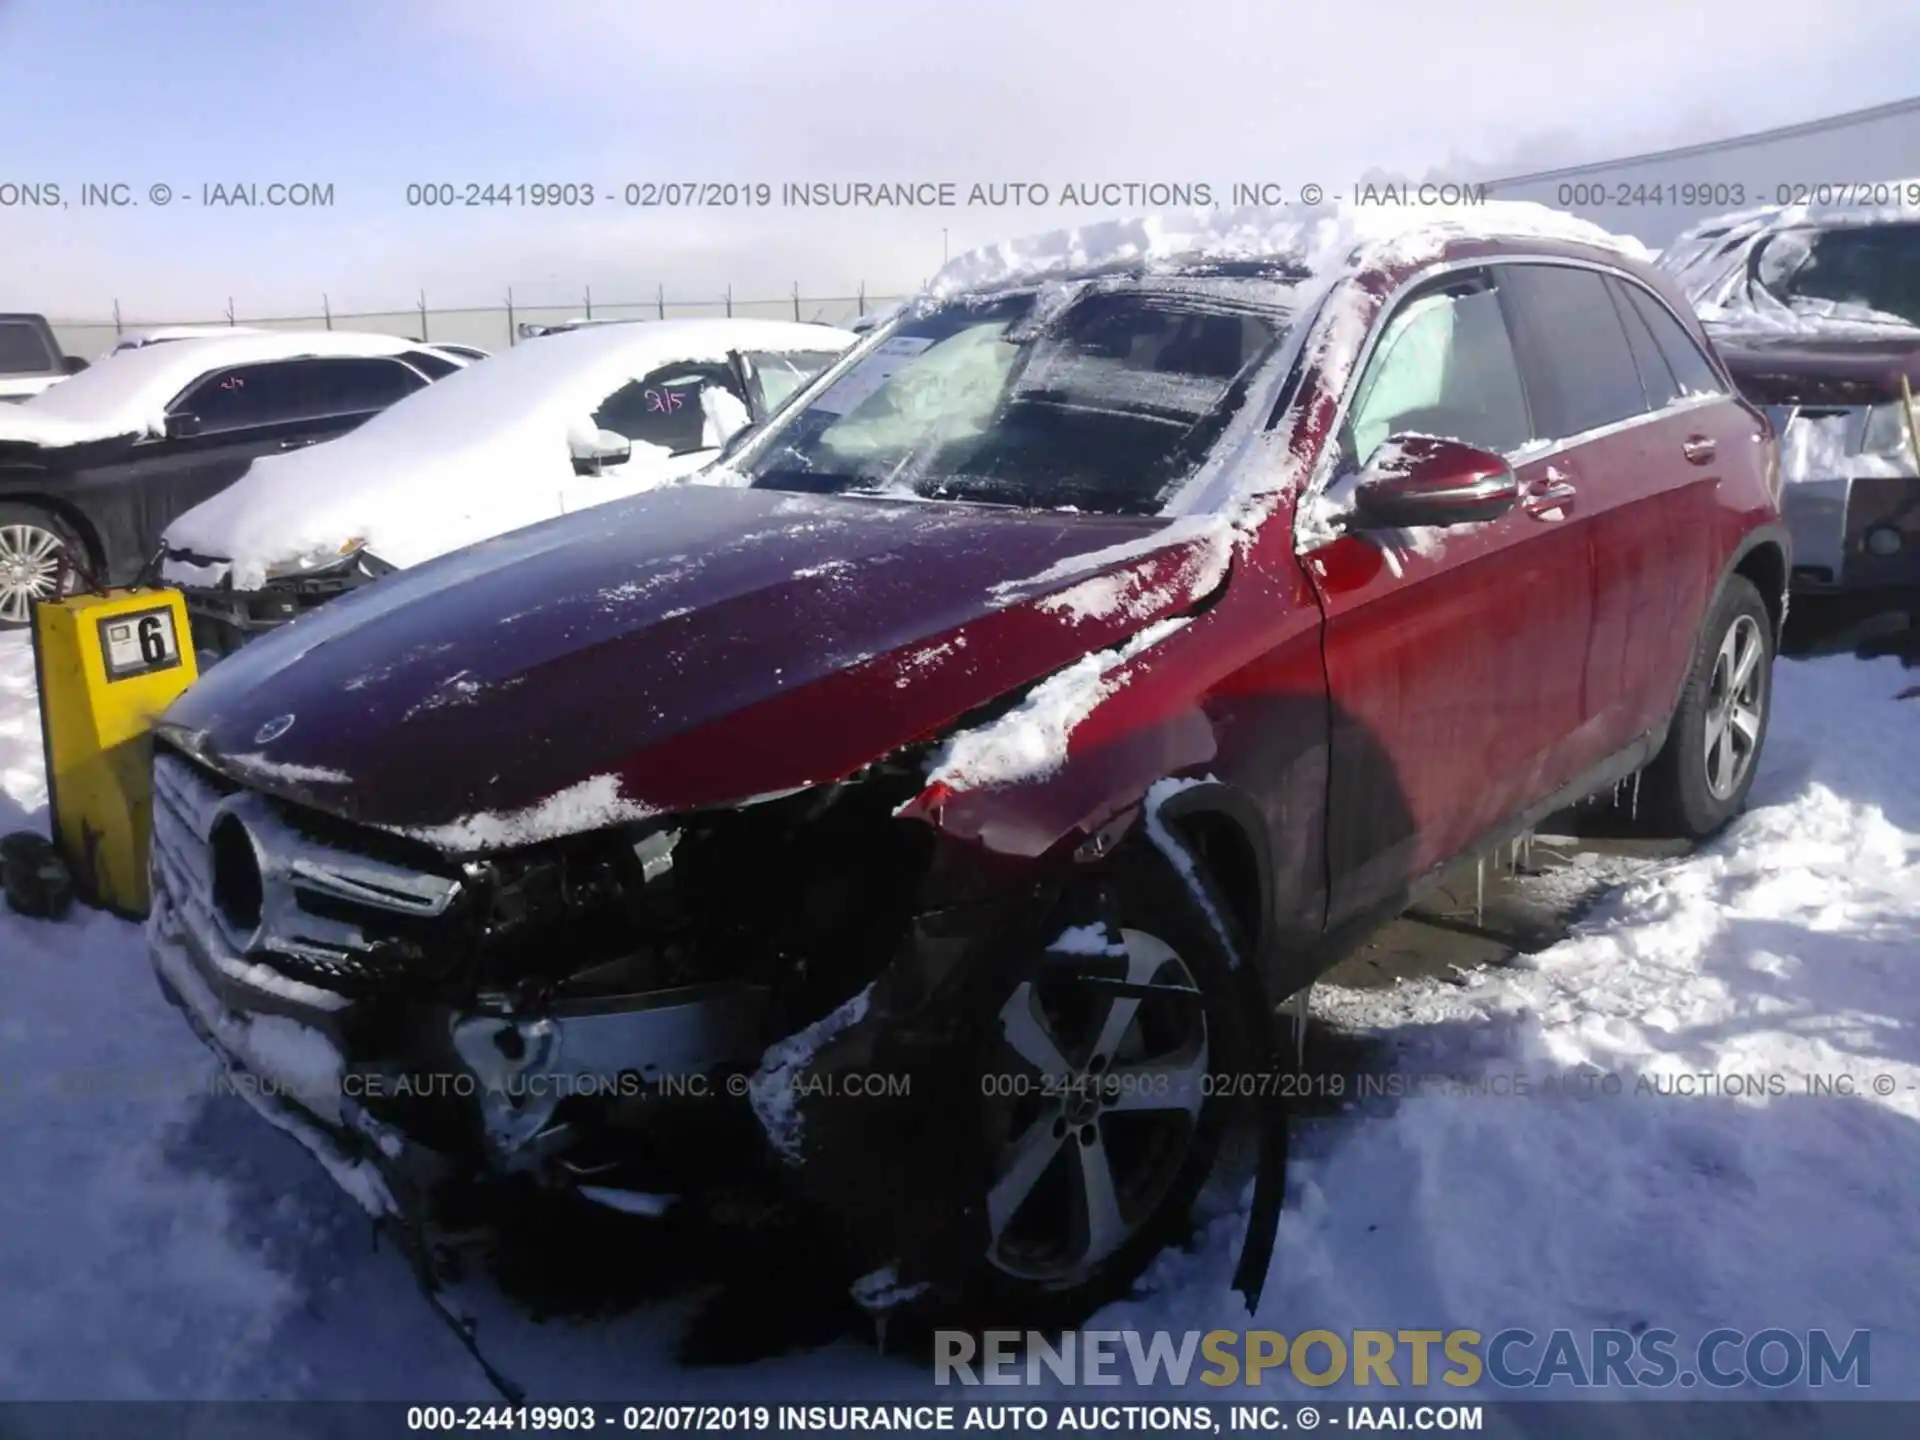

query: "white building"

left=1479, top=94, right=1920, bottom=250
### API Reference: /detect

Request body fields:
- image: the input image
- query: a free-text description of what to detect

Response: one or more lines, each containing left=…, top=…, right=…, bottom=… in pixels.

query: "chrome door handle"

left=1522, top=474, right=1577, bottom=518
left=1682, top=435, right=1717, bottom=465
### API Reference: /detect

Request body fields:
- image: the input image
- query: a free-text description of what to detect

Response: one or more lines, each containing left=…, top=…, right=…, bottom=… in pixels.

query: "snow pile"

left=748, top=984, right=874, bottom=1163
left=1029, top=520, right=1235, bottom=627
left=105, top=324, right=270, bottom=357
left=0, top=636, right=311, bottom=1395
left=160, top=319, right=855, bottom=590
left=1101, top=654, right=1920, bottom=1401
left=6, top=623, right=1920, bottom=1398
left=394, top=773, right=660, bottom=855
left=1779, top=410, right=1917, bottom=484
left=920, top=617, right=1188, bottom=795
left=0, top=330, right=420, bottom=449
left=931, top=199, right=1651, bottom=298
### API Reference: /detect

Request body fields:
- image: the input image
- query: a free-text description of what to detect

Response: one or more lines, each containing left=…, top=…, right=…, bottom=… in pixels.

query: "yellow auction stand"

left=31, top=588, right=199, bottom=918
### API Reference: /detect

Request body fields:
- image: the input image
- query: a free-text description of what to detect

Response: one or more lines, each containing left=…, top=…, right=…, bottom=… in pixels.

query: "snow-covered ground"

left=1, top=628, right=1915, bottom=1402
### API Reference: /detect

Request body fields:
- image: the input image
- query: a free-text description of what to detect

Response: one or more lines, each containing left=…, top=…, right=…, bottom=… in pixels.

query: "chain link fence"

left=49, top=286, right=914, bottom=360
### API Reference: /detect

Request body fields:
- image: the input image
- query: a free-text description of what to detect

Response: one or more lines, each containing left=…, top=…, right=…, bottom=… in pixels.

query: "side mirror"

left=166, top=412, right=204, bottom=438
left=1351, top=434, right=1517, bottom=529
left=62, top=355, right=90, bottom=375
left=569, top=426, right=632, bottom=475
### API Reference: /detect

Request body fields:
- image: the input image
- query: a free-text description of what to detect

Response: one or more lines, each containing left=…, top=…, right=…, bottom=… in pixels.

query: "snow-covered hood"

left=159, top=318, right=856, bottom=589
left=157, top=483, right=1232, bottom=852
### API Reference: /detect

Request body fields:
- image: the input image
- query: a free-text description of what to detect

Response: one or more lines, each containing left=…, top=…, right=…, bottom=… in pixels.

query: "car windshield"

left=1766, top=223, right=1920, bottom=327
left=742, top=286, right=1288, bottom=515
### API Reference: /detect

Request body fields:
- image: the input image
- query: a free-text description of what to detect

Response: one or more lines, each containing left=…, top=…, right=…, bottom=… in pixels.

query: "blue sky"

left=4, top=0, right=1919, bottom=322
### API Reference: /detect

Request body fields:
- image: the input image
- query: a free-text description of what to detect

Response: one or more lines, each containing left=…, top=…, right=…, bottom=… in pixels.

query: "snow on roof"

left=906, top=199, right=1652, bottom=801
left=928, top=198, right=1652, bottom=298
left=1658, top=179, right=1920, bottom=337
left=161, top=318, right=856, bottom=587
left=0, top=329, right=419, bottom=448
left=109, top=324, right=271, bottom=352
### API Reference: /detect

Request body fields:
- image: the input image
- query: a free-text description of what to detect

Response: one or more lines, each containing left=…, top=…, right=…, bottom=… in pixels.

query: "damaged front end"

left=146, top=734, right=1068, bottom=1300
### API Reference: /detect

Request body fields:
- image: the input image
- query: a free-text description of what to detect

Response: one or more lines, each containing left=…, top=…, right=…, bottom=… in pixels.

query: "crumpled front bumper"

left=148, top=880, right=449, bottom=1217
left=144, top=779, right=773, bottom=1223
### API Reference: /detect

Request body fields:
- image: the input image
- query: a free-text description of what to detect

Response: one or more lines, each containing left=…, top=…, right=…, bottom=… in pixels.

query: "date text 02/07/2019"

left=1556, top=180, right=1920, bottom=209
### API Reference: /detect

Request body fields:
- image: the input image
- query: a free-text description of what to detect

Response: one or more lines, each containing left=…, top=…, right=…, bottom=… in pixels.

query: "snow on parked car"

left=1659, top=185, right=1920, bottom=594
left=0, top=331, right=471, bottom=626
left=103, top=324, right=271, bottom=358
left=158, top=318, right=855, bottom=653
left=1657, top=180, right=1920, bottom=336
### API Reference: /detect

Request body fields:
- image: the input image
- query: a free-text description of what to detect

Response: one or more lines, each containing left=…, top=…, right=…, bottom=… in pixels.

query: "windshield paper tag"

left=808, top=335, right=935, bottom=415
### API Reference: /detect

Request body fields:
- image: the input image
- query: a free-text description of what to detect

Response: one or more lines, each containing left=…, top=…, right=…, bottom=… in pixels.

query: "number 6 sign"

left=97, top=606, right=184, bottom=681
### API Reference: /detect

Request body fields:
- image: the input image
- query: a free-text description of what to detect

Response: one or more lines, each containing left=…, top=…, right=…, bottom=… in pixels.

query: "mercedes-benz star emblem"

left=253, top=714, right=296, bottom=745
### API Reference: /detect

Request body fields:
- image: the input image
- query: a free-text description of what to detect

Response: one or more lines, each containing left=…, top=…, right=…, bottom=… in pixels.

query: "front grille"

left=151, top=751, right=467, bottom=1001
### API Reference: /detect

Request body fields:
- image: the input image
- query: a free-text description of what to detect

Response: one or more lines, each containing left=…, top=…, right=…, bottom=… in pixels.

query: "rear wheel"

left=1637, top=574, right=1774, bottom=838
left=0, top=505, right=84, bottom=628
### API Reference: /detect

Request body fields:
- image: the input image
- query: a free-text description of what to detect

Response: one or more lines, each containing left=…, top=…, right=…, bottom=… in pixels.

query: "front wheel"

left=0, top=505, right=84, bottom=628
left=1637, top=574, right=1774, bottom=838
left=952, top=843, right=1251, bottom=1327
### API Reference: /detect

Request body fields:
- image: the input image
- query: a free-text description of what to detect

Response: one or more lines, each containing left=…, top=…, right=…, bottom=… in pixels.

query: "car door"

left=1496, top=263, right=1740, bottom=758
left=1609, top=278, right=1760, bottom=696
left=1303, top=265, right=1599, bottom=932
left=75, top=356, right=427, bottom=576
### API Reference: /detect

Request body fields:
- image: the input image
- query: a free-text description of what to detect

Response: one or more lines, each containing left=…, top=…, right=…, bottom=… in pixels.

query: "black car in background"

left=0, top=331, right=467, bottom=625
left=0, top=313, right=87, bottom=404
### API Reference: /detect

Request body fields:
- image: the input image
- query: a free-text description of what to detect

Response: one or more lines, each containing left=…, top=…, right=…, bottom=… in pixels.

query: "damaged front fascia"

left=399, top=745, right=1043, bottom=1183
left=740, top=726, right=1150, bottom=1297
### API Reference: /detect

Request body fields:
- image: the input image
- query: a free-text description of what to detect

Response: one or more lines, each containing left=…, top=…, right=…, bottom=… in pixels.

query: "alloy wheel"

left=1704, top=613, right=1765, bottom=800
left=0, top=522, right=72, bottom=625
left=984, top=928, right=1209, bottom=1286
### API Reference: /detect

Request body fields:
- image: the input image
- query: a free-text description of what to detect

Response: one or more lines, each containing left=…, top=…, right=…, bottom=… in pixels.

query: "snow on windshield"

left=749, top=292, right=1284, bottom=516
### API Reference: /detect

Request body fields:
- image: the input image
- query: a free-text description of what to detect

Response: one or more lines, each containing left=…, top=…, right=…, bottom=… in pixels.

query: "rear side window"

left=304, top=357, right=427, bottom=413
left=1605, top=278, right=1680, bottom=411
left=1342, top=272, right=1532, bottom=464
left=0, top=321, right=55, bottom=375
left=1498, top=264, right=1649, bottom=440
left=398, top=349, right=461, bottom=380
left=172, top=362, right=303, bottom=430
left=1619, top=284, right=1725, bottom=399
left=171, top=357, right=424, bottom=431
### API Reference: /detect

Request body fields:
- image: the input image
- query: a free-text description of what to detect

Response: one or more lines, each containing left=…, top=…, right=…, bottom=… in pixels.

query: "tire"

left=0, top=504, right=85, bottom=629
left=1637, top=574, right=1774, bottom=839
left=943, top=840, right=1252, bottom=1329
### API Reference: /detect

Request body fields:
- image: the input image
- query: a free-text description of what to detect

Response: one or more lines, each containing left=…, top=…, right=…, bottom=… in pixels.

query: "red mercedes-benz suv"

left=146, top=205, right=1787, bottom=1330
